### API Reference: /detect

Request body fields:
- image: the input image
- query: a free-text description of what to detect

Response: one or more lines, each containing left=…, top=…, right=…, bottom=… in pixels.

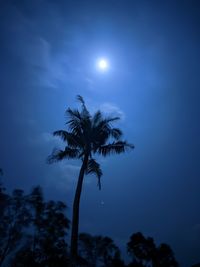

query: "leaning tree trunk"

left=70, top=154, right=88, bottom=266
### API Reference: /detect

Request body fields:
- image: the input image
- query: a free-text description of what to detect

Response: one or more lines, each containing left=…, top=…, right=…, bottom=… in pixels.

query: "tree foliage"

left=127, top=232, right=179, bottom=267
left=78, top=233, right=124, bottom=267
left=0, top=188, right=30, bottom=267
left=0, top=184, right=70, bottom=267
left=12, top=187, right=70, bottom=267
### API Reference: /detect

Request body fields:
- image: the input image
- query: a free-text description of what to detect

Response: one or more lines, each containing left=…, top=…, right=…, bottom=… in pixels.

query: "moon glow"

left=97, top=58, right=109, bottom=71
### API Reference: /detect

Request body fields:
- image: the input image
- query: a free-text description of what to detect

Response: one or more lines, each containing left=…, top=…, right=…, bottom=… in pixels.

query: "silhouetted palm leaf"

left=109, top=128, right=123, bottom=140
left=53, top=130, right=82, bottom=148
left=97, top=141, right=134, bottom=156
left=77, top=95, right=91, bottom=119
left=85, top=159, right=103, bottom=189
left=47, top=147, right=80, bottom=163
left=92, top=110, right=102, bottom=127
left=76, top=95, right=85, bottom=105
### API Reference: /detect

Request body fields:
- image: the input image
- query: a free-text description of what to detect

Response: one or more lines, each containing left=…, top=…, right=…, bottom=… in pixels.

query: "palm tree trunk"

left=70, top=154, right=89, bottom=266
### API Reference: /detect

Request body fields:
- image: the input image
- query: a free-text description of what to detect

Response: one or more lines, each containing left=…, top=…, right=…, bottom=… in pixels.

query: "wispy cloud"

left=45, top=161, right=80, bottom=193
left=27, top=132, right=63, bottom=147
left=100, top=102, right=125, bottom=120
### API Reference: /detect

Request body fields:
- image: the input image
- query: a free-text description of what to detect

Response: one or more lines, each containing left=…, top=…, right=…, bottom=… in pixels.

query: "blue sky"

left=0, top=0, right=200, bottom=266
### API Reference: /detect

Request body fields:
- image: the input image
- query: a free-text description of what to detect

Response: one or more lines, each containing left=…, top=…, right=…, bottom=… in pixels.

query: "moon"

left=97, top=58, right=109, bottom=71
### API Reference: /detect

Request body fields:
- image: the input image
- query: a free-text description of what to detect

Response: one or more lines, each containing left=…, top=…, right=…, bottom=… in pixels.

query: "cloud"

left=27, top=132, right=62, bottom=146
left=45, top=162, right=80, bottom=193
left=1, top=1, right=78, bottom=91
left=100, top=102, right=125, bottom=120
left=41, top=132, right=59, bottom=144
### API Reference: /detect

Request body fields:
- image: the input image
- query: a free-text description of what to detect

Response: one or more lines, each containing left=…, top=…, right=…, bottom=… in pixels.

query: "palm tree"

left=48, top=95, right=134, bottom=265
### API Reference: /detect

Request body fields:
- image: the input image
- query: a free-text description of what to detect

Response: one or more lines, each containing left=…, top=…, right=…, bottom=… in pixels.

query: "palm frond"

left=97, top=141, right=134, bottom=157
left=79, top=99, right=91, bottom=120
left=85, top=158, right=102, bottom=190
left=91, top=117, right=118, bottom=146
left=66, top=108, right=82, bottom=121
left=104, top=116, right=120, bottom=123
left=94, top=116, right=120, bottom=132
left=77, top=95, right=85, bottom=105
left=109, top=128, right=123, bottom=140
left=68, top=120, right=83, bottom=136
left=76, top=95, right=90, bottom=118
left=92, top=123, right=123, bottom=149
left=92, top=110, right=103, bottom=126
left=47, top=147, right=80, bottom=163
left=93, top=116, right=120, bottom=135
left=53, top=130, right=82, bottom=148
left=65, top=108, right=83, bottom=135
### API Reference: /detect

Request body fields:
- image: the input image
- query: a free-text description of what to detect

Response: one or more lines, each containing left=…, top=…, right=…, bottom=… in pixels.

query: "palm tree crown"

left=48, top=95, right=134, bottom=189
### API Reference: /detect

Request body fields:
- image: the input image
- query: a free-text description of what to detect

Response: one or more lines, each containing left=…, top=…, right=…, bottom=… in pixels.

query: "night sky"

left=0, top=0, right=200, bottom=266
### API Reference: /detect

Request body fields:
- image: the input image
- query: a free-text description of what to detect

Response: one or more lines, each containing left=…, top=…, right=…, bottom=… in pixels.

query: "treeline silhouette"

left=0, top=182, right=181, bottom=267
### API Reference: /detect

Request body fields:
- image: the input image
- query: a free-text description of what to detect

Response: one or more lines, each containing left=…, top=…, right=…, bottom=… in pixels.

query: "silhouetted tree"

left=127, top=232, right=156, bottom=266
left=0, top=189, right=30, bottom=266
left=154, top=243, right=179, bottom=267
left=109, top=251, right=125, bottom=267
left=127, top=232, right=179, bottom=267
left=0, top=181, right=8, bottom=217
left=127, top=261, right=145, bottom=267
left=0, top=170, right=5, bottom=215
left=12, top=186, right=70, bottom=267
left=78, top=233, right=121, bottom=267
left=48, top=95, right=134, bottom=265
